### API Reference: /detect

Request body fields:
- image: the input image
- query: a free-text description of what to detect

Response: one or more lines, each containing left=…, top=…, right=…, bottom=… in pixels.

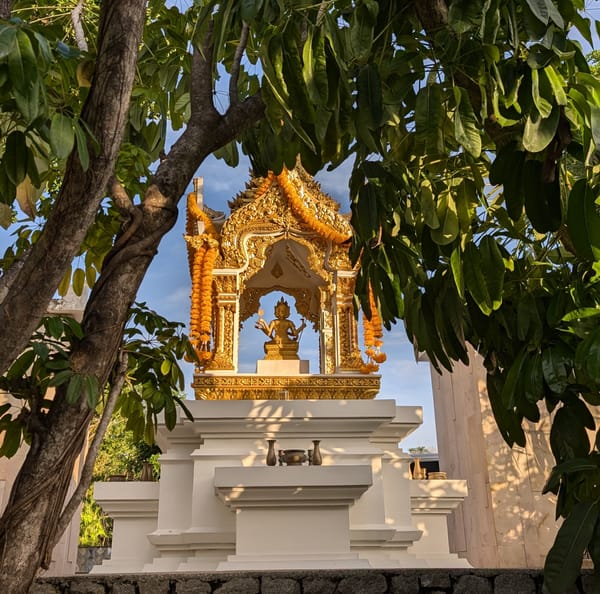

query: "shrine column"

left=207, top=272, right=239, bottom=372
left=334, top=272, right=363, bottom=373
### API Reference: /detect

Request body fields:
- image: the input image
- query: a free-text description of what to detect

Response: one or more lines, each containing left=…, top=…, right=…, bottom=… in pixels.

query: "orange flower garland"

left=185, top=192, right=220, bottom=367
left=276, top=168, right=351, bottom=245
left=360, top=284, right=386, bottom=374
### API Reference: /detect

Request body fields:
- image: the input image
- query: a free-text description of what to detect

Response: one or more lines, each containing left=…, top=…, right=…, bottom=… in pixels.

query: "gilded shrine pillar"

left=206, top=272, right=239, bottom=372
left=334, top=272, right=363, bottom=373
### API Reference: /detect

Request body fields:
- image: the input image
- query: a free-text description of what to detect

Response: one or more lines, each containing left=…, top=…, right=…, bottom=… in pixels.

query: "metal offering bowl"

left=281, top=449, right=308, bottom=466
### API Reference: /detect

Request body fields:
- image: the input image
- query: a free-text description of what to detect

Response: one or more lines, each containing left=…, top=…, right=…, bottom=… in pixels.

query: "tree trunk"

left=0, top=31, right=264, bottom=589
left=0, top=0, right=146, bottom=375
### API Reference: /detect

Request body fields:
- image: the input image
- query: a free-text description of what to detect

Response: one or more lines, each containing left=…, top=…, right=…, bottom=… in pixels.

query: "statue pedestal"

left=215, top=466, right=372, bottom=569
left=256, top=359, right=309, bottom=375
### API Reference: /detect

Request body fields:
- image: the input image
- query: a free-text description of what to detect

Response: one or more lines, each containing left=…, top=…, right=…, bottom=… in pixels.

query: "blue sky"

left=137, top=153, right=439, bottom=451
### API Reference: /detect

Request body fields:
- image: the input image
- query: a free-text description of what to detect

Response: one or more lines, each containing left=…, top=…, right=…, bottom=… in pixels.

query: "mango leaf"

left=419, top=180, right=439, bottom=229
left=525, top=0, right=549, bottom=24
left=302, top=28, right=328, bottom=106
left=550, top=404, right=590, bottom=463
left=15, top=176, right=39, bottom=218
left=0, top=25, right=16, bottom=59
left=450, top=247, right=463, bottom=298
left=66, top=374, right=83, bottom=405
left=523, top=105, right=559, bottom=152
left=431, top=192, right=459, bottom=245
left=357, top=63, right=382, bottom=130
left=567, top=179, right=600, bottom=261
left=542, top=343, right=572, bottom=394
left=544, top=65, right=567, bottom=106
left=531, top=68, right=553, bottom=118
left=350, top=3, right=375, bottom=62
left=0, top=203, right=12, bottom=229
left=523, top=159, right=561, bottom=233
left=4, top=130, right=28, bottom=186
left=479, top=236, right=504, bottom=311
left=72, top=267, right=85, bottom=296
left=415, top=84, right=445, bottom=154
left=544, top=501, right=598, bottom=594
left=50, top=113, right=75, bottom=159
left=453, top=87, right=481, bottom=157
left=9, top=29, right=37, bottom=94
left=464, top=243, right=492, bottom=315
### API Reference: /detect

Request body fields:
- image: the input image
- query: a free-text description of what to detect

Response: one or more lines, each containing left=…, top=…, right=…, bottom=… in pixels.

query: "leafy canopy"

left=0, top=1, right=598, bottom=591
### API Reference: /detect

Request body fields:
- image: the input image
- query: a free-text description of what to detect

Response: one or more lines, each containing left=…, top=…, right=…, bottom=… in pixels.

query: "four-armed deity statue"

left=255, top=297, right=306, bottom=360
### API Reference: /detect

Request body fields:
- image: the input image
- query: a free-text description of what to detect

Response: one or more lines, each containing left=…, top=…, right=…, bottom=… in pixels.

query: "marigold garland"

left=185, top=192, right=220, bottom=367
left=360, top=284, right=386, bottom=374
left=276, top=167, right=351, bottom=245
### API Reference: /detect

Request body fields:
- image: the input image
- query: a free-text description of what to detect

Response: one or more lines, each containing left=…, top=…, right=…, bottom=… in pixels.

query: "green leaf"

left=73, top=120, right=90, bottom=171
left=160, top=359, right=171, bottom=376
left=479, top=236, right=504, bottom=311
left=544, top=501, right=598, bottom=594
left=4, top=130, right=28, bottom=186
left=72, top=267, right=85, bottom=296
left=84, top=375, right=99, bottom=409
left=7, top=349, right=35, bottom=380
left=415, top=84, right=445, bottom=154
left=567, top=180, right=600, bottom=261
left=66, top=374, right=83, bottom=405
left=45, top=316, right=64, bottom=340
left=543, top=65, right=567, bottom=106
left=453, top=87, right=481, bottom=157
left=431, top=192, right=459, bottom=245
left=57, top=267, right=72, bottom=297
left=551, top=404, right=590, bottom=463
left=530, top=68, right=553, bottom=118
left=419, top=180, right=439, bottom=229
left=525, top=0, right=549, bottom=25
left=9, top=29, right=37, bottom=93
left=350, top=4, right=375, bottom=62
left=542, top=344, right=571, bottom=393
left=523, top=159, right=561, bottom=233
left=47, top=369, right=74, bottom=387
left=0, top=25, right=16, bottom=59
left=50, top=113, right=75, bottom=159
left=450, top=247, right=463, bottom=298
left=357, top=63, right=382, bottom=130
left=523, top=105, right=559, bottom=152
left=464, top=243, right=492, bottom=315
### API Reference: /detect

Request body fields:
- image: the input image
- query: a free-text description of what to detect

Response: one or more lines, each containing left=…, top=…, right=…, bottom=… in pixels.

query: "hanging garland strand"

left=185, top=192, right=220, bottom=367
left=276, top=167, right=351, bottom=245
left=360, top=283, right=387, bottom=374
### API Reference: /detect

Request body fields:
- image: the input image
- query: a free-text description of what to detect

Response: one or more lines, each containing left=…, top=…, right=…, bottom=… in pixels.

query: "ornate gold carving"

left=193, top=373, right=380, bottom=400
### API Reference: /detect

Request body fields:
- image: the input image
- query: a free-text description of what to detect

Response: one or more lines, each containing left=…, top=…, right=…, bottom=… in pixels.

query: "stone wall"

left=31, top=569, right=593, bottom=593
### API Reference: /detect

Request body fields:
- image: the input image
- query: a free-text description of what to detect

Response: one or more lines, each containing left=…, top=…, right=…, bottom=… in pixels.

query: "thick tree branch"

left=52, top=351, right=128, bottom=548
left=229, top=21, right=250, bottom=107
left=190, top=22, right=217, bottom=123
left=71, top=0, right=88, bottom=52
left=109, top=175, right=133, bottom=214
left=0, top=0, right=146, bottom=375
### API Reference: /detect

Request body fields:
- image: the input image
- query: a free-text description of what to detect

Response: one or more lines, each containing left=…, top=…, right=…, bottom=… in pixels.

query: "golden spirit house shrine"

left=90, top=166, right=469, bottom=572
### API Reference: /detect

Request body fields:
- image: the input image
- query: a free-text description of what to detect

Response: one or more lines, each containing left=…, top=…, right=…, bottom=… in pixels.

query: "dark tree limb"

left=229, top=21, right=250, bottom=107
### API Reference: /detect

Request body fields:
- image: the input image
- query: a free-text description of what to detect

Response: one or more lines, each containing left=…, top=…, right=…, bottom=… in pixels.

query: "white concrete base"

left=215, top=465, right=372, bottom=570
left=409, top=479, right=472, bottom=568
left=256, top=359, right=309, bottom=375
left=90, top=482, right=159, bottom=574
left=218, top=553, right=369, bottom=570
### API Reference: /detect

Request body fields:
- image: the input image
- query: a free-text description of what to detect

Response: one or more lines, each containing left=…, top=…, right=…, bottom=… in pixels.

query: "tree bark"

left=0, top=0, right=146, bottom=376
left=0, top=0, right=10, bottom=20
left=0, top=20, right=264, bottom=593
